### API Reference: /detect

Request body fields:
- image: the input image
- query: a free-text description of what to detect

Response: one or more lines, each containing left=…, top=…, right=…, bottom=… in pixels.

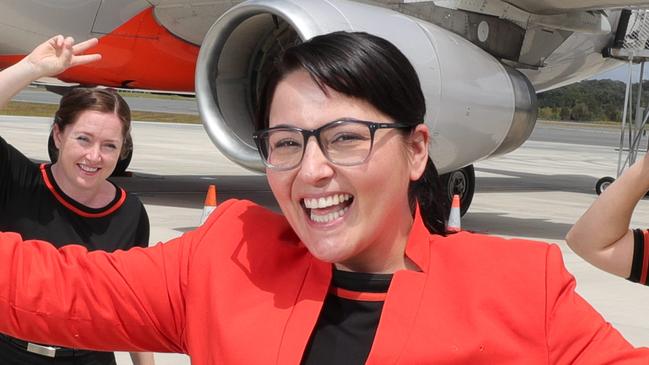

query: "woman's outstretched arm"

left=566, top=153, right=649, bottom=278
left=0, top=231, right=189, bottom=354
left=0, top=35, right=100, bottom=109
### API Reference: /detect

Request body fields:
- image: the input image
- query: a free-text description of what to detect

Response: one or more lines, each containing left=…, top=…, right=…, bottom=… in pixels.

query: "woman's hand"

left=23, top=35, right=101, bottom=78
left=0, top=35, right=101, bottom=110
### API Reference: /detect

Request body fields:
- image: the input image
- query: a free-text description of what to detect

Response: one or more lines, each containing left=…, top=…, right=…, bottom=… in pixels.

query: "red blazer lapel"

left=276, top=257, right=331, bottom=364
left=367, top=207, right=432, bottom=364
left=366, top=270, right=427, bottom=364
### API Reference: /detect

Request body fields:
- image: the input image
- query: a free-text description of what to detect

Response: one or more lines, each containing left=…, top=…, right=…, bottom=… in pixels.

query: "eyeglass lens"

left=262, top=121, right=374, bottom=169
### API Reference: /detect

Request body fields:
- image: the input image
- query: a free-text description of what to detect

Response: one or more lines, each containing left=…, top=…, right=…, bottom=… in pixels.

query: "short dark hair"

left=53, top=88, right=131, bottom=159
left=256, top=31, right=448, bottom=234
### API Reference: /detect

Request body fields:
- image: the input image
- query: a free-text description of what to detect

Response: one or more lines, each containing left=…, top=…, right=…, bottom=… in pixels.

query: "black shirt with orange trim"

left=302, top=269, right=392, bottom=365
left=0, top=136, right=148, bottom=363
left=0, top=136, right=149, bottom=250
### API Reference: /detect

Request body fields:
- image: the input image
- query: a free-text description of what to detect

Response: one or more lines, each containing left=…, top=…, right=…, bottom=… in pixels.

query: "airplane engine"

left=195, top=0, right=537, bottom=174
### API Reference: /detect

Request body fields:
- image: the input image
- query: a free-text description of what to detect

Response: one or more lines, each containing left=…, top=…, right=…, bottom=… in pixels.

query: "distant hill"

left=537, top=79, right=649, bottom=122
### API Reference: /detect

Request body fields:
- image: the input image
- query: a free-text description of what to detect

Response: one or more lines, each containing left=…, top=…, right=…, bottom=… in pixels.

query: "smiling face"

left=52, top=110, right=123, bottom=200
left=266, top=70, right=429, bottom=273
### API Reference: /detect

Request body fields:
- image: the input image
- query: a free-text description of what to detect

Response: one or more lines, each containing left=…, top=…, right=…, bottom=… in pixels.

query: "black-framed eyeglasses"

left=252, top=118, right=412, bottom=171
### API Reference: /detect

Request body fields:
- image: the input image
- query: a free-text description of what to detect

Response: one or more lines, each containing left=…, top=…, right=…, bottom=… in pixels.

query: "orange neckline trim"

left=40, top=164, right=126, bottom=218
left=329, top=287, right=387, bottom=302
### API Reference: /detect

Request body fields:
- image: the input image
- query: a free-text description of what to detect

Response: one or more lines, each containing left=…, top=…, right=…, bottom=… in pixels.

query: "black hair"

left=256, top=31, right=448, bottom=235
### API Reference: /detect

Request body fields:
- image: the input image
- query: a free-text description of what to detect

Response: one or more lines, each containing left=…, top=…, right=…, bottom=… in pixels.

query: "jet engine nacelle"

left=195, top=0, right=537, bottom=174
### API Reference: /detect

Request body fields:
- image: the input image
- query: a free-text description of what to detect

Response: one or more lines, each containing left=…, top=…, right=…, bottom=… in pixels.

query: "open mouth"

left=78, top=164, right=100, bottom=173
left=302, top=193, right=354, bottom=223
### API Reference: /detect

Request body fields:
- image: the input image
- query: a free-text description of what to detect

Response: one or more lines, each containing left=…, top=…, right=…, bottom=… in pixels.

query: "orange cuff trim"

left=329, top=287, right=387, bottom=302
left=40, top=164, right=126, bottom=218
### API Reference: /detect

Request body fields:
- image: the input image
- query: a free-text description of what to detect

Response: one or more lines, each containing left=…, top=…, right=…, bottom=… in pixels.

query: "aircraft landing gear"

left=441, top=164, right=475, bottom=216
left=595, top=176, right=615, bottom=195
left=47, top=132, right=133, bottom=177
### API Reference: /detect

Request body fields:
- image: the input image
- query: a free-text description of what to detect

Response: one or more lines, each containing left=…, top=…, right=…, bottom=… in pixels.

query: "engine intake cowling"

left=195, top=0, right=537, bottom=173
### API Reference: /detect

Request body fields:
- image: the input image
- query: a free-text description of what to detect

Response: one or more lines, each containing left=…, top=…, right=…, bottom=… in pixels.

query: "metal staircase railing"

left=596, top=8, right=649, bottom=194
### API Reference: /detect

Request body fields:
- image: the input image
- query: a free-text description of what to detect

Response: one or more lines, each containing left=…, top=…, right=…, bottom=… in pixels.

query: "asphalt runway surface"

left=1, top=116, right=648, bottom=364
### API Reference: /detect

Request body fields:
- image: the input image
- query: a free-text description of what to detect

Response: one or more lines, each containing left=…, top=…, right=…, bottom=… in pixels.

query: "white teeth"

left=310, top=206, right=349, bottom=223
left=304, top=194, right=353, bottom=223
left=79, top=164, right=98, bottom=173
left=304, top=194, right=351, bottom=209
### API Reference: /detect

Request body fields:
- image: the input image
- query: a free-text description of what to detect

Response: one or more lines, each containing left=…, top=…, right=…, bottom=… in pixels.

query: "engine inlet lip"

left=196, top=1, right=316, bottom=172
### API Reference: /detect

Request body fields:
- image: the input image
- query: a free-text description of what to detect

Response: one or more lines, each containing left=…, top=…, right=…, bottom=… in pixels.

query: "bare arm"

left=0, top=35, right=100, bottom=109
left=566, top=153, right=649, bottom=277
left=130, top=351, right=155, bottom=365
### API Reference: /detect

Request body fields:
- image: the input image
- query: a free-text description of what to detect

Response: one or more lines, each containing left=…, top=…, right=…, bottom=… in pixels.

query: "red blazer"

left=0, top=199, right=647, bottom=364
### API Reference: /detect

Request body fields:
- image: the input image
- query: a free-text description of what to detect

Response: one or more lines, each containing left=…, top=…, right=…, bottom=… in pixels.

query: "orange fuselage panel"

left=0, top=7, right=198, bottom=92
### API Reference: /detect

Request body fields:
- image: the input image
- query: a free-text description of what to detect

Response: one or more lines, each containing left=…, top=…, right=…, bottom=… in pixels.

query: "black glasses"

left=253, top=118, right=412, bottom=170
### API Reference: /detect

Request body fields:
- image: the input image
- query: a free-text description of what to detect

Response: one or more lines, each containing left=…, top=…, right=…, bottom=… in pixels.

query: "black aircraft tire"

left=441, top=164, right=475, bottom=216
left=595, top=176, right=615, bottom=195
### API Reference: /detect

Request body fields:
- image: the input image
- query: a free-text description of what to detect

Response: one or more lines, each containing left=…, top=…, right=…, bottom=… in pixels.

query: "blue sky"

left=590, top=64, right=649, bottom=81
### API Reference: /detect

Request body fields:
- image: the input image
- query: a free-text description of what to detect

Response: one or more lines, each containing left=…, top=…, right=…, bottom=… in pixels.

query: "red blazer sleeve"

left=0, top=201, right=248, bottom=354
left=545, top=244, right=649, bottom=364
left=0, top=228, right=193, bottom=353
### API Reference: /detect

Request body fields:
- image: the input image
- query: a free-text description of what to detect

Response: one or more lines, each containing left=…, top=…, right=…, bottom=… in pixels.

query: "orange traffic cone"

left=447, top=194, right=461, bottom=232
left=199, top=184, right=217, bottom=225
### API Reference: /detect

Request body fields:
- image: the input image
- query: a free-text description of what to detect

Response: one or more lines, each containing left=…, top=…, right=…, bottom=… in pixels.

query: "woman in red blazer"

left=0, top=32, right=648, bottom=364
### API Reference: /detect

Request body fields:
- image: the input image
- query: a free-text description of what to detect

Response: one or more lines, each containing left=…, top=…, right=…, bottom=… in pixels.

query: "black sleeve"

left=0, top=136, right=9, bottom=192
left=0, top=136, right=36, bottom=209
left=134, top=203, right=150, bottom=248
left=0, top=136, right=14, bottom=186
left=628, top=229, right=648, bottom=285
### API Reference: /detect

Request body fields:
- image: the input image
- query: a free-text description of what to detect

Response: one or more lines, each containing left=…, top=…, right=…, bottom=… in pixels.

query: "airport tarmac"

left=1, top=116, right=648, bottom=364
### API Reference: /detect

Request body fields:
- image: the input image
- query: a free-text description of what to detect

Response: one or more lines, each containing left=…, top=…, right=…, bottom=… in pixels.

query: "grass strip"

left=1, top=101, right=202, bottom=124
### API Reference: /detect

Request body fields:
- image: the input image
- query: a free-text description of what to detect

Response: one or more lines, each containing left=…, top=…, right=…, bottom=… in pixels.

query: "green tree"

left=560, top=107, right=571, bottom=120
left=538, top=79, right=629, bottom=122
left=604, top=104, right=620, bottom=121
left=571, top=102, right=590, bottom=121
left=538, top=106, right=558, bottom=120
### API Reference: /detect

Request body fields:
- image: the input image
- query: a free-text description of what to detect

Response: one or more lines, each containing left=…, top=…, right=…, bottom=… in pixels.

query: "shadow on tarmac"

left=475, top=167, right=598, bottom=195
left=463, top=212, right=572, bottom=242
left=468, top=166, right=593, bottom=241
left=112, top=173, right=279, bottom=211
